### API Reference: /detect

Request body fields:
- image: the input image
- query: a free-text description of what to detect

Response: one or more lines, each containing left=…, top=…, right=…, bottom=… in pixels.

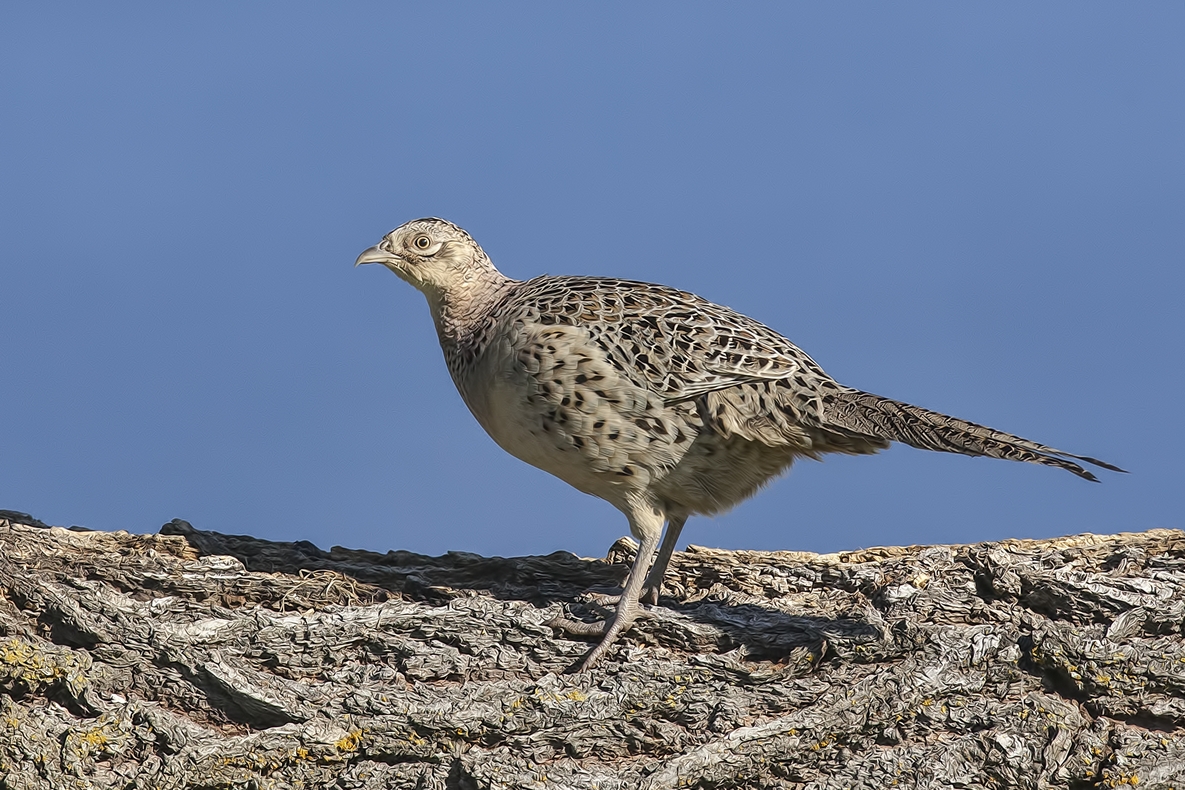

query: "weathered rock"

left=0, top=510, right=1182, bottom=789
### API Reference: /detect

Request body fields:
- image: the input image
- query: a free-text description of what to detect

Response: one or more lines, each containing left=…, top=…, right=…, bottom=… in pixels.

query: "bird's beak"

left=355, top=245, right=399, bottom=267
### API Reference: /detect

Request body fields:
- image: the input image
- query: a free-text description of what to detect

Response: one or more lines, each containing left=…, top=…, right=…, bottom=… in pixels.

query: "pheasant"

left=356, top=217, right=1123, bottom=671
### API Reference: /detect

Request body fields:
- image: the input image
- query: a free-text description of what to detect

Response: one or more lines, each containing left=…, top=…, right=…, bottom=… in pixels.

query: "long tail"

left=822, top=389, right=1126, bottom=482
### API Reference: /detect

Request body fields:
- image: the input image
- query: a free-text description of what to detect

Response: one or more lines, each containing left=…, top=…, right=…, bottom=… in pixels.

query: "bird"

left=356, top=217, right=1123, bottom=671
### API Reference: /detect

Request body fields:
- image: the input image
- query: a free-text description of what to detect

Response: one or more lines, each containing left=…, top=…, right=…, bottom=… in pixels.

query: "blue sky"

left=2, top=4, right=1181, bottom=560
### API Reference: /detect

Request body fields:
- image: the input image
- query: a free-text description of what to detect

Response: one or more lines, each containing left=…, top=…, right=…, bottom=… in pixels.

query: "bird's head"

left=355, top=218, right=494, bottom=297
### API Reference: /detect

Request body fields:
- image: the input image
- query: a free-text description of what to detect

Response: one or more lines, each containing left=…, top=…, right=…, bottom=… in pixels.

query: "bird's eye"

left=412, top=235, right=432, bottom=250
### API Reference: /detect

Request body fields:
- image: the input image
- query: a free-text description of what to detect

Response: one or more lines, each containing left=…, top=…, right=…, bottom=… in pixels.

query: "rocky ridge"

left=1, top=510, right=1183, bottom=788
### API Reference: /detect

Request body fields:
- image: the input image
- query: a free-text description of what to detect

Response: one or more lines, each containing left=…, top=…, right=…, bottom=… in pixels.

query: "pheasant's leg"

left=578, top=513, right=687, bottom=607
left=640, top=514, right=687, bottom=606
left=548, top=500, right=664, bottom=671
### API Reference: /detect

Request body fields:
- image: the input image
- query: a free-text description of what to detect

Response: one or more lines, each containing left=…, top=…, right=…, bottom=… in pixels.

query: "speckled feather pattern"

left=449, top=270, right=1117, bottom=506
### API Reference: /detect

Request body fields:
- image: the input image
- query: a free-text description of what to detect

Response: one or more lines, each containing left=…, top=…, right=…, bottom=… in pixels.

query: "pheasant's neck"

left=425, top=266, right=516, bottom=381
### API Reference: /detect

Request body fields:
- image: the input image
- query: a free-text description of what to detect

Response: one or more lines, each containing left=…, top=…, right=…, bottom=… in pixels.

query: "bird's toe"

left=545, top=615, right=608, bottom=638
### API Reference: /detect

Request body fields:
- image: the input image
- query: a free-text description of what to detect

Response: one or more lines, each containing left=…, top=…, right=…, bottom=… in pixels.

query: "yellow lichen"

left=0, top=638, right=89, bottom=695
left=80, top=729, right=109, bottom=748
left=335, top=730, right=363, bottom=752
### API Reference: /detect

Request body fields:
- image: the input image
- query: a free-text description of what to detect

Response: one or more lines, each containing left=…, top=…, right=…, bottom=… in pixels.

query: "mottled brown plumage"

left=357, top=217, right=1123, bottom=671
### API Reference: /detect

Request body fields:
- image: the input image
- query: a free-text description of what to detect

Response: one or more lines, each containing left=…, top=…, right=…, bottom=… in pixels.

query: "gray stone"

left=1, top=514, right=1181, bottom=788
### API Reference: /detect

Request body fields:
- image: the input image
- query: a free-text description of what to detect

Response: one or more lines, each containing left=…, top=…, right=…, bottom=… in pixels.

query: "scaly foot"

left=547, top=592, right=648, bottom=671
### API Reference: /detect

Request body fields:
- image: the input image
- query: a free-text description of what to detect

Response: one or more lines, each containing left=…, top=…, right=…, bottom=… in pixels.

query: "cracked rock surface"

left=1, top=509, right=1183, bottom=789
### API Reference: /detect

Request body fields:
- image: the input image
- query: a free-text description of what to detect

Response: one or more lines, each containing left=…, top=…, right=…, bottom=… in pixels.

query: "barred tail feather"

left=824, top=390, right=1126, bottom=482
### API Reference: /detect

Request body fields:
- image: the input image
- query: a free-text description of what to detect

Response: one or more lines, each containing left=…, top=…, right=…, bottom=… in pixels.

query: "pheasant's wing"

left=509, top=275, right=829, bottom=399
